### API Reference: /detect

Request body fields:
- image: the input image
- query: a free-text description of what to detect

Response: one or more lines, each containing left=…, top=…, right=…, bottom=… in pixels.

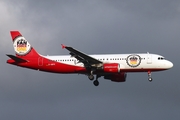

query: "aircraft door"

left=147, top=53, right=152, bottom=64
left=38, top=57, right=43, bottom=66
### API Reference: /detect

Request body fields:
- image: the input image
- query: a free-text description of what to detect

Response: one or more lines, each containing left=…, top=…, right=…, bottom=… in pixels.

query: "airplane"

left=6, top=31, right=173, bottom=86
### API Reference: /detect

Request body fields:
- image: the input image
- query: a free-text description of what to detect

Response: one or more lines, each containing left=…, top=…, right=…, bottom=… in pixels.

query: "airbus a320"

left=6, top=31, right=173, bottom=86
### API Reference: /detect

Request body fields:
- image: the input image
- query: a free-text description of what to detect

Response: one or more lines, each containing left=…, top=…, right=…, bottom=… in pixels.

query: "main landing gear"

left=93, top=80, right=99, bottom=86
left=93, top=75, right=100, bottom=86
left=88, top=71, right=100, bottom=86
left=148, top=71, right=153, bottom=82
left=88, top=70, right=94, bottom=80
left=88, top=74, right=94, bottom=80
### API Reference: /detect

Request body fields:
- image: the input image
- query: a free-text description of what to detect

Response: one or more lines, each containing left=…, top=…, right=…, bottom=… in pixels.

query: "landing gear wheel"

left=147, top=71, right=153, bottom=82
left=93, top=80, right=99, bottom=86
left=148, top=77, right=153, bottom=82
left=88, top=74, right=94, bottom=80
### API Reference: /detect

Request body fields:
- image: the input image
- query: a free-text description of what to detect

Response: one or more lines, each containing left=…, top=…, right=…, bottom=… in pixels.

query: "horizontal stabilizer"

left=6, top=54, right=27, bottom=63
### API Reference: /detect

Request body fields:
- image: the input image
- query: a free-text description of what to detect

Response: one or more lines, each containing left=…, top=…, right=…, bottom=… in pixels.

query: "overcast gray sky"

left=0, top=0, right=180, bottom=120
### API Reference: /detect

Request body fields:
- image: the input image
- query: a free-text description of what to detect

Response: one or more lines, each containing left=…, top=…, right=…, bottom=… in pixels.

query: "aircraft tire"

left=93, top=80, right=99, bottom=86
left=148, top=77, right=153, bottom=82
left=88, top=74, right=94, bottom=80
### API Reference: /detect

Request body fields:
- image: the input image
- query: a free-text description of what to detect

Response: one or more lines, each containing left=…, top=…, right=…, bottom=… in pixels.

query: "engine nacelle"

left=104, top=73, right=127, bottom=82
left=103, top=63, right=120, bottom=73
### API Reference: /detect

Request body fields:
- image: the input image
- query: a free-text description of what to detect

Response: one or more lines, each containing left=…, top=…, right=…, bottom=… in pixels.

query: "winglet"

left=61, top=44, right=66, bottom=49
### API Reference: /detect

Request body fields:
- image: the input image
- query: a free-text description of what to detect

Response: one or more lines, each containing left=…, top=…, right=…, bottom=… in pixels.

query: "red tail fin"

left=10, top=31, right=40, bottom=58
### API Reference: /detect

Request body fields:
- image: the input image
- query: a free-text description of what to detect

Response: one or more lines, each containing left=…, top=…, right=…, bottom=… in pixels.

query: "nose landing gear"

left=148, top=71, right=153, bottom=82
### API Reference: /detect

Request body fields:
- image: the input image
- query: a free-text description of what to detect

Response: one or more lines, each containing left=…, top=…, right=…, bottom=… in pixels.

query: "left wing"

left=61, top=44, right=102, bottom=66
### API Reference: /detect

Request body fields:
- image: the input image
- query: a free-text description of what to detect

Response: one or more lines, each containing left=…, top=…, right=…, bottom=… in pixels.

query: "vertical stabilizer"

left=10, top=31, right=40, bottom=58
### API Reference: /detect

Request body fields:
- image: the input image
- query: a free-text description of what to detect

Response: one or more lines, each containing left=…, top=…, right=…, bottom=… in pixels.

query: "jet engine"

left=104, top=73, right=127, bottom=82
left=103, top=63, right=120, bottom=73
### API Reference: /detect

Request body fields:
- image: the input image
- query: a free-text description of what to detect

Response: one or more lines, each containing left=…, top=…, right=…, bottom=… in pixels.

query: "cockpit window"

left=158, top=57, right=165, bottom=60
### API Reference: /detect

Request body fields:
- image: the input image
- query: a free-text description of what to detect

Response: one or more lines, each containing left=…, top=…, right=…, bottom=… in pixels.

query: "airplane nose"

left=167, top=61, right=173, bottom=69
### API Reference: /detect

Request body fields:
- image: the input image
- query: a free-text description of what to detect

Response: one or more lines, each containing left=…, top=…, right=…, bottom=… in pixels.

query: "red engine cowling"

left=103, top=63, right=120, bottom=73
left=104, top=73, right=127, bottom=82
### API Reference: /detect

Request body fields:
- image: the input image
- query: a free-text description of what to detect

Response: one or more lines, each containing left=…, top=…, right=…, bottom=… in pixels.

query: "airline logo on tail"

left=13, top=36, right=31, bottom=55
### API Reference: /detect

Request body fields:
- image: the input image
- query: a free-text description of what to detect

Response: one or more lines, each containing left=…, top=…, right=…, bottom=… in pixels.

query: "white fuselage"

left=43, top=53, right=173, bottom=71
